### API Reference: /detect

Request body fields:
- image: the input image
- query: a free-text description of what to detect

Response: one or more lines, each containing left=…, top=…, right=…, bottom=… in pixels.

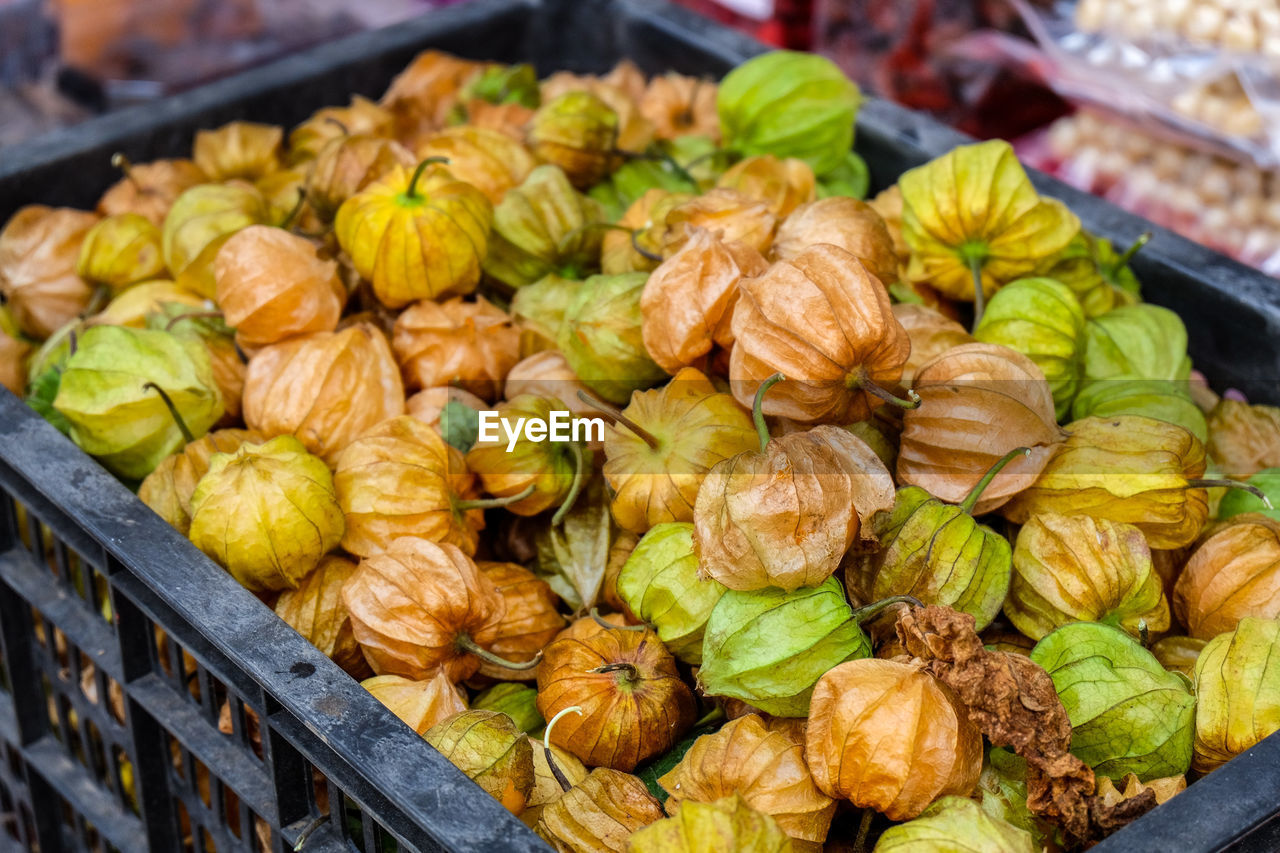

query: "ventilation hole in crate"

left=113, top=746, right=139, bottom=815
left=217, top=696, right=264, bottom=763
left=80, top=717, right=109, bottom=783
left=39, top=672, right=63, bottom=743
left=192, top=755, right=213, bottom=811
left=175, top=799, right=194, bottom=852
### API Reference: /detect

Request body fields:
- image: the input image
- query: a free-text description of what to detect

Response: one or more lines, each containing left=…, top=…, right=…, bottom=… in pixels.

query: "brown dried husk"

left=392, top=296, right=520, bottom=400
left=361, top=671, right=467, bottom=735
left=97, top=159, right=208, bottom=225
left=406, top=386, right=489, bottom=433
left=476, top=561, right=566, bottom=681
left=0, top=326, right=31, bottom=396
left=602, top=189, right=691, bottom=276
left=771, top=197, right=897, bottom=287
left=1206, top=398, right=1280, bottom=479
left=898, top=343, right=1065, bottom=514
left=288, top=95, right=395, bottom=164
left=341, top=537, right=505, bottom=680
left=193, top=122, right=283, bottom=182
left=868, top=184, right=910, bottom=263
left=333, top=414, right=483, bottom=557
left=275, top=555, right=371, bottom=678
left=504, top=352, right=598, bottom=421
left=1151, top=636, right=1206, bottom=677
left=138, top=428, right=263, bottom=536
left=534, top=767, right=665, bottom=853
left=641, top=228, right=767, bottom=375
left=663, top=189, right=777, bottom=257
left=717, top=155, right=817, bottom=221
left=694, top=425, right=895, bottom=591
left=460, top=99, right=536, bottom=141
left=659, top=714, right=835, bottom=847
left=213, top=225, right=345, bottom=350
left=204, top=332, right=247, bottom=424
left=416, top=126, right=537, bottom=205
left=305, top=134, right=417, bottom=221
left=729, top=243, right=911, bottom=424
left=379, top=50, right=488, bottom=148
left=639, top=73, right=719, bottom=140
left=1173, top=514, right=1280, bottom=639
left=535, top=617, right=695, bottom=771
left=242, top=322, right=405, bottom=465
left=0, top=206, right=100, bottom=339
left=891, top=303, right=974, bottom=386
left=803, top=658, right=982, bottom=821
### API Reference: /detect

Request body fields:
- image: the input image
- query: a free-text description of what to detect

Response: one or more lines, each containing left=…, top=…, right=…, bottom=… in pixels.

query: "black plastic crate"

left=0, top=0, right=1278, bottom=851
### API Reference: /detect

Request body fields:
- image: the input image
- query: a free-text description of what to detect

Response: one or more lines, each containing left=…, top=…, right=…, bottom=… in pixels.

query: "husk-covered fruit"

left=188, top=435, right=343, bottom=591
left=1071, top=379, right=1207, bottom=444
left=416, top=125, right=536, bottom=204
left=1174, top=514, right=1280, bottom=639
left=1191, top=616, right=1280, bottom=772
left=729, top=243, right=910, bottom=424
left=1003, top=415, right=1209, bottom=550
left=771, top=197, right=897, bottom=286
left=641, top=73, right=719, bottom=140
left=558, top=272, right=666, bottom=404
left=362, top=671, right=467, bottom=735
left=138, top=428, right=262, bottom=535
left=540, top=71, right=655, bottom=155
left=466, top=396, right=584, bottom=517
left=525, top=740, right=589, bottom=827
left=602, top=367, right=757, bottom=534
left=242, top=323, right=405, bottom=465
left=640, top=227, right=767, bottom=375
left=716, top=154, right=816, bottom=220
left=1007, top=513, right=1170, bottom=640
left=1218, top=468, right=1280, bottom=523
left=97, top=158, right=207, bottom=225
left=535, top=618, right=695, bottom=770
left=288, top=95, right=394, bottom=164
left=335, top=161, right=492, bottom=308
left=473, top=683, right=543, bottom=733
left=717, top=50, right=861, bottom=176
left=503, top=352, right=595, bottom=420
left=162, top=182, right=268, bottom=299
left=972, top=277, right=1086, bottom=420
left=378, top=50, right=485, bottom=147
left=662, top=188, right=776, bottom=258
left=0, top=317, right=31, bottom=396
left=510, top=274, right=579, bottom=356
left=391, top=296, right=519, bottom=399
left=193, top=122, right=282, bottom=182
left=602, top=189, right=690, bottom=275
left=874, top=795, right=1037, bottom=853
left=341, top=537, right=508, bottom=680
left=698, top=578, right=873, bottom=716
left=695, top=423, right=895, bottom=592
left=424, top=710, right=534, bottom=814
left=616, top=522, right=726, bottom=664
left=482, top=165, right=605, bottom=289
left=93, top=281, right=204, bottom=329
left=1032, top=622, right=1194, bottom=781
left=1152, top=636, right=1206, bottom=677
left=213, top=225, right=345, bottom=350
left=528, top=91, right=619, bottom=189
left=76, top=213, right=165, bottom=292
left=333, top=415, right=481, bottom=556
left=274, top=555, right=370, bottom=677
left=53, top=326, right=223, bottom=479
left=476, top=561, right=566, bottom=680
left=629, top=794, right=794, bottom=853
left=892, top=304, right=974, bottom=386
left=1083, top=304, right=1191, bottom=384
left=156, top=306, right=245, bottom=423
left=1038, top=231, right=1142, bottom=319
left=1206, top=398, right=1280, bottom=479
left=534, top=767, right=664, bottom=852
left=658, top=714, right=836, bottom=847
left=804, top=658, right=982, bottom=820
left=406, top=386, right=488, bottom=435
left=0, top=205, right=99, bottom=339
left=304, top=133, right=416, bottom=222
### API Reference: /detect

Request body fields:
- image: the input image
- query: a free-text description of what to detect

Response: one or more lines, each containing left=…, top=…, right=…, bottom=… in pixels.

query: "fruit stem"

left=576, top=389, right=660, bottom=450
left=693, top=705, right=725, bottom=729
left=630, top=228, right=663, bottom=262
left=322, top=116, right=350, bottom=136
left=850, top=595, right=924, bottom=626
left=853, top=808, right=874, bottom=853
left=111, top=153, right=140, bottom=189
left=405, top=157, right=450, bottom=199
left=551, top=441, right=587, bottom=526
left=278, top=188, right=307, bottom=230
left=454, top=484, right=537, bottom=511
left=543, top=706, right=584, bottom=793
left=1185, top=479, right=1275, bottom=511
left=959, top=447, right=1031, bottom=515
left=291, top=814, right=329, bottom=851
left=142, top=382, right=195, bottom=445
left=589, top=607, right=646, bottom=632
left=590, top=662, right=640, bottom=685
left=455, top=633, right=543, bottom=671
left=165, top=310, right=224, bottom=332
left=967, top=253, right=987, bottom=328
left=859, top=376, right=921, bottom=410
left=752, top=372, right=786, bottom=452
left=1115, top=231, right=1152, bottom=270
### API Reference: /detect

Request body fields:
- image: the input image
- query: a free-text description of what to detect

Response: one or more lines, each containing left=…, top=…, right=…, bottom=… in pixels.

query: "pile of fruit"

left=2, top=45, right=1280, bottom=852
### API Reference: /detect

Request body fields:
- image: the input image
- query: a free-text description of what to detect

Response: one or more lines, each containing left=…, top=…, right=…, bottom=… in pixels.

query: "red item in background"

left=673, top=0, right=814, bottom=50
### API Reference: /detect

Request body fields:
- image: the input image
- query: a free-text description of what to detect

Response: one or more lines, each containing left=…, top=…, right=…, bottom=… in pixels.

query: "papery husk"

left=341, top=537, right=504, bottom=680
left=474, top=683, right=544, bottom=734
left=160, top=307, right=245, bottom=424
left=362, top=670, right=467, bottom=735
left=534, top=767, right=664, bottom=852
left=803, top=658, right=982, bottom=820
left=0, top=205, right=100, bottom=339
left=275, top=555, right=370, bottom=678
left=1191, top=616, right=1280, bottom=772
left=504, top=352, right=596, bottom=420
left=640, top=73, right=719, bottom=140
left=0, top=320, right=32, bottom=395
left=467, top=395, right=582, bottom=515
left=1151, top=636, right=1206, bottom=677
left=391, top=296, right=519, bottom=399
left=659, top=714, right=835, bottom=847
left=406, top=386, right=488, bottom=434
left=76, top=213, right=165, bottom=292
left=630, top=794, right=794, bottom=853
left=1206, top=398, right=1280, bottom=479
left=528, top=91, right=620, bottom=190
left=716, top=155, right=816, bottom=221
left=242, top=323, right=405, bottom=465
left=535, top=618, right=695, bottom=771
left=252, top=166, right=317, bottom=237
left=425, top=709, right=534, bottom=814
left=603, top=367, right=757, bottom=534
left=695, top=425, right=895, bottom=591
left=304, top=134, right=416, bottom=222
left=898, top=343, right=1065, bottom=514
left=771, top=196, right=897, bottom=287
left=641, top=228, right=768, bottom=375
left=875, top=795, right=1037, bottom=852
left=1094, top=774, right=1184, bottom=809
left=188, top=435, right=343, bottom=591
left=458, top=98, right=535, bottom=140
left=523, top=738, right=588, bottom=826
left=379, top=50, right=487, bottom=147
left=1003, top=415, right=1209, bottom=550
left=288, top=95, right=395, bottom=164
left=139, top=428, right=262, bottom=536
left=214, top=225, right=345, bottom=350
left=662, top=188, right=776, bottom=257
left=558, top=272, right=666, bottom=405
left=334, top=414, right=482, bottom=557
left=510, top=274, right=579, bottom=356
left=891, top=303, right=974, bottom=386
left=89, top=280, right=205, bottom=329
left=1071, top=378, right=1208, bottom=445
left=416, top=126, right=536, bottom=204
left=869, top=184, right=910, bottom=263
left=538, top=75, right=652, bottom=157
left=1083, top=304, right=1190, bottom=384
left=193, top=122, right=282, bottom=182
left=1174, top=514, right=1280, bottom=639
left=1008, top=513, right=1170, bottom=640
left=98, top=158, right=208, bottom=225
left=162, top=182, right=268, bottom=299
left=602, top=189, right=691, bottom=275
left=729, top=243, right=910, bottom=424
left=476, top=561, right=566, bottom=680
